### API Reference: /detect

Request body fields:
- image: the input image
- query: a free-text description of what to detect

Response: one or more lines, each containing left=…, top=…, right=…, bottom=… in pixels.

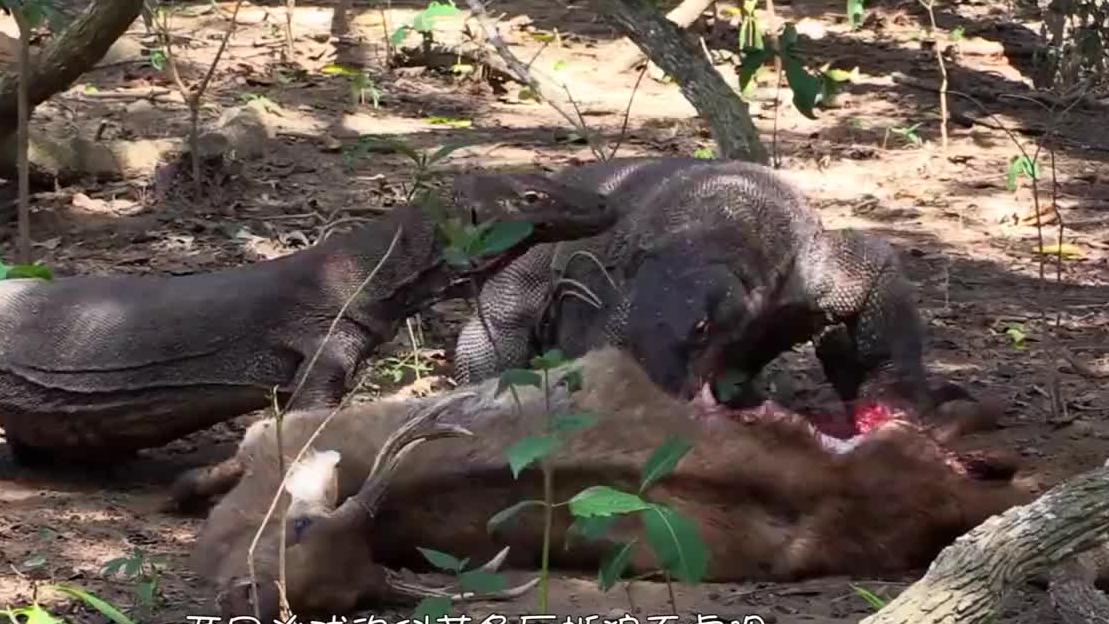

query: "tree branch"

left=863, top=464, right=1109, bottom=624
left=594, top=0, right=767, bottom=162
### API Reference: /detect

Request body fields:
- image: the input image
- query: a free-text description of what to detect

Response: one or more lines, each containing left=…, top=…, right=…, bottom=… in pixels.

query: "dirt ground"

left=0, top=0, right=1107, bottom=621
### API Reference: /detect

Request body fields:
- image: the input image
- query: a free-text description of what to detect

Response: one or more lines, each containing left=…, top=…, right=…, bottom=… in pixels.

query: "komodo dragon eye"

left=522, top=190, right=546, bottom=204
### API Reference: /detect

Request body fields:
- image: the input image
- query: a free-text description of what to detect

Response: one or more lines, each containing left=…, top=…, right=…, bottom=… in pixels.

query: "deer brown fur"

left=191, top=347, right=1036, bottom=619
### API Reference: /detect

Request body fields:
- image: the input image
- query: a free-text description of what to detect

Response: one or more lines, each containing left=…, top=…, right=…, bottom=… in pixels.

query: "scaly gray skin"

left=0, top=173, right=615, bottom=462
left=453, top=157, right=933, bottom=417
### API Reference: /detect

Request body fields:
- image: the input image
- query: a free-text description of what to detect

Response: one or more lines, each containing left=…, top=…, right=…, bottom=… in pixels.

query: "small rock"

left=1069, top=419, right=1094, bottom=438
left=321, top=135, right=342, bottom=152
left=122, top=99, right=163, bottom=137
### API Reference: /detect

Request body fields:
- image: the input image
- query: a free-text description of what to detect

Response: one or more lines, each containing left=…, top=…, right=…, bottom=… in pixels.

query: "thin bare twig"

left=156, top=0, right=247, bottom=199
left=464, top=0, right=607, bottom=161
left=609, top=62, right=649, bottom=160
left=12, top=7, right=31, bottom=264
left=919, top=0, right=949, bottom=152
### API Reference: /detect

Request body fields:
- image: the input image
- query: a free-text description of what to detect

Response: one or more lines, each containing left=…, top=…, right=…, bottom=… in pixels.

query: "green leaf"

left=8, top=605, right=62, bottom=624
left=1004, top=324, right=1027, bottom=349
left=951, top=25, right=965, bottom=41
left=413, top=595, right=452, bottom=621
left=135, top=580, right=156, bottom=606
left=422, top=2, right=461, bottom=18
left=530, top=348, right=566, bottom=370
left=441, top=246, right=472, bottom=268
left=416, top=547, right=468, bottom=573
left=552, top=411, right=598, bottom=434
left=474, top=221, right=534, bottom=255
left=846, top=0, right=866, bottom=28
left=1007, top=155, right=1039, bottom=191
left=568, top=486, right=649, bottom=518
left=21, top=555, right=46, bottom=570
left=496, top=368, right=542, bottom=396
left=692, top=146, right=716, bottom=159
left=640, top=504, right=709, bottom=584
left=427, top=137, right=482, bottom=165
left=560, top=367, right=584, bottom=392
left=0, top=263, right=53, bottom=280
left=568, top=515, right=620, bottom=542
left=487, top=499, right=546, bottom=534
left=738, top=47, right=775, bottom=93
left=505, top=435, right=561, bottom=478
left=390, top=25, right=412, bottom=46
left=101, top=557, right=128, bottom=577
left=598, top=541, right=637, bottom=591
left=149, top=48, right=167, bottom=71
left=50, top=585, right=137, bottom=624
left=784, top=56, right=826, bottom=119
left=640, top=436, right=694, bottom=493
left=122, top=557, right=140, bottom=578
left=851, top=584, right=889, bottom=611
left=459, top=569, right=508, bottom=594
left=411, top=0, right=460, bottom=32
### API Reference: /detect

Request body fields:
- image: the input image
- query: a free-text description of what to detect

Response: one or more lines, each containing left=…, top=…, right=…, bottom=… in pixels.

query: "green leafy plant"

left=692, top=146, right=716, bottom=159
left=102, top=548, right=168, bottom=617
left=146, top=46, right=168, bottom=71
left=408, top=548, right=509, bottom=620
left=340, top=135, right=474, bottom=198
left=351, top=73, right=381, bottom=108
left=3, top=584, right=137, bottom=624
left=374, top=354, right=435, bottom=384
left=1004, top=323, right=1028, bottom=350
left=1007, top=154, right=1040, bottom=191
left=885, top=122, right=924, bottom=148
left=389, top=0, right=460, bottom=49
left=737, top=23, right=846, bottom=118
left=320, top=64, right=383, bottom=109
left=488, top=352, right=710, bottom=611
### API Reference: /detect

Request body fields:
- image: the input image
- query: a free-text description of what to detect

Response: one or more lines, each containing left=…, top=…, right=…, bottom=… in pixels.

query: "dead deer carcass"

left=190, top=347, right=1035, bottom=619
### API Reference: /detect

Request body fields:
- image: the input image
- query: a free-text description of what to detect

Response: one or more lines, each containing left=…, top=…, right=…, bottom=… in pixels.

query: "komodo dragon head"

left=620, top=229, right=996, bottom=440
left=444, top=172, right=616, bottom=274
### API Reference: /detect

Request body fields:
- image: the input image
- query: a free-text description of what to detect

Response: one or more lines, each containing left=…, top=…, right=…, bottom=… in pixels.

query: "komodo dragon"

left=0, top=172, right=615, bottom=463
left=453, top=157, right=950, bottom=426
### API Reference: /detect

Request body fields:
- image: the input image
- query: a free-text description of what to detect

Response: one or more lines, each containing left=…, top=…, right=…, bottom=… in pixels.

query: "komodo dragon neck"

left=295, top=202, right=453, bottom=339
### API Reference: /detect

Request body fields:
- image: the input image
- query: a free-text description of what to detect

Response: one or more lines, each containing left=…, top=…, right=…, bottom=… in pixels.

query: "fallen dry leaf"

left=1035, top=242, right=1085, bottom=260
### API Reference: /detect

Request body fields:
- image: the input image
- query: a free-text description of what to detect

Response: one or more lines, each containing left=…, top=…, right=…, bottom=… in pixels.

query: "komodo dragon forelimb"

left=0, top=172, right=617, bottom=464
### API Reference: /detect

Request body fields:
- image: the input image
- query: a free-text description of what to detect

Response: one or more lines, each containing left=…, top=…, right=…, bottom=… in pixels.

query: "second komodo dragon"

left=0, top=172, right=615, bottom=463
left=454, top=157, right=954, bottom=427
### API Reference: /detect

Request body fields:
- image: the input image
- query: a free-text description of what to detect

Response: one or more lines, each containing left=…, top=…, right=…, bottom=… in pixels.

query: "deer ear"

left=285, top=450, right=342, bottom=509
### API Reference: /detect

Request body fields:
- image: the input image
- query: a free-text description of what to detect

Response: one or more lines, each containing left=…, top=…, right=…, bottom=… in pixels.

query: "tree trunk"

left=0, top=0, right=145, bottom=167
left=863, top=465, right=1109, bottom=624
left=608, top=0, right=716, bottom=72
left=595, top=0, right=768, bottom=163
left=1050, top=547, right=1109, bottom=624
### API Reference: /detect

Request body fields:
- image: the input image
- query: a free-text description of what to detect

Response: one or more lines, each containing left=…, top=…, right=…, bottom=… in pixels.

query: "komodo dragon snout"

left=451, top=172, right=615, bottom=245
